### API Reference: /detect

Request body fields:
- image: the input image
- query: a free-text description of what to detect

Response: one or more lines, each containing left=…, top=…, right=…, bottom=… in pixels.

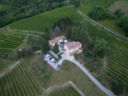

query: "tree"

left=93, top=38, right=107, bottom=57
left=114, top=9, right=124, bottom=18
left=110, top=78, right=124, bottom=95
left=117, top=16, right=128, bottom=36
left=51, top=2, right=60, bottom=9
left=70, top=0, right=80, bottom=8
left=89, top=6, right=108, bottom=20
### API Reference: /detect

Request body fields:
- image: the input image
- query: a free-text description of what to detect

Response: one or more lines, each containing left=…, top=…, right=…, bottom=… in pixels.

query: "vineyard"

left=49, top=86, right=81, bottom=96
left=0, top=29, right=25, bottom=53
left=0, top=63, right=41, bottom=96
left=87, top=21, right=128, bottom=86
left=9, top=6, right=83, bottom=32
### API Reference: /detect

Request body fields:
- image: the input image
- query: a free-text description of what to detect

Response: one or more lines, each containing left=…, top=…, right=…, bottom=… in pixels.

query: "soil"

left=109, top=1, right=128, bottom=16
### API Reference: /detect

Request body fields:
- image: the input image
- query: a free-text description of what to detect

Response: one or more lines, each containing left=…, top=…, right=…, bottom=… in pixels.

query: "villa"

left=64, top=42, right=82, bottom=56
left=49, top=35, right=66, bottom=46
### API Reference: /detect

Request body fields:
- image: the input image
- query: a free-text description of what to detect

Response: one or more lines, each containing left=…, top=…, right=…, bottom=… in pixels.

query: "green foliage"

left=70, top=0, right=80, bottom=7
left=0, top=0, right=66, bottom=27
left=114, top=9, right=124, bottom=18
left=10, top=6, right=83, bottom=32
left=53, top=44, right=59, bottom=53
left=93, top=38, right=107, bottom=57
left=117, top=16, right=128, bottom=35
left=27, top=34, right=50, bottom=54
left=89, top=6, right=108, bottom=20
left=110, top=78, right=124, bottom=95
left=51, top=2, right=60, bottom=9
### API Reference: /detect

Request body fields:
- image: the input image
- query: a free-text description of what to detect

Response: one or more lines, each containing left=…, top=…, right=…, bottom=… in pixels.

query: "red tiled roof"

left=70, top=48, right=82, bottom=56
left=49, top=35, right=65, bottom=44
left=65, top=42, right=81, bottom=50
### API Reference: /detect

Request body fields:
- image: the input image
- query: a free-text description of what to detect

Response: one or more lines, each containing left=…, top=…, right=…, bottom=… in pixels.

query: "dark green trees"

left=89, top=6, right=108, bottom=20
left=117, top=16, right=128, bottom=36
left=70, top=0, right=80, bottom=8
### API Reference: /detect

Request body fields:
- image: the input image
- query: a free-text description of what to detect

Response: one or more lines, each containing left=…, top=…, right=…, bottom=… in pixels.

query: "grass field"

left=0, top=62, right=41, bottom=96
left=46, top=61, right=107, bottom=96
left=48, top=86, right=81, bottom=96
left=9, top=6, right=83, bottom=32
left=98, top=19, right=125, bottom=35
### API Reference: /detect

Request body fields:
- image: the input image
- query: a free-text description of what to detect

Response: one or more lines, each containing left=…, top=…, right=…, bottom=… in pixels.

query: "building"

left=64, top=42, right=82, bottom=56
left=49, top=35, right=66, bottom=47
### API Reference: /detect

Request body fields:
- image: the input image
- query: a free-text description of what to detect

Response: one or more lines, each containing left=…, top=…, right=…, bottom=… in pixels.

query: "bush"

left=108, top=13, right=117, bottom=19
left=89, top=6, right=109, bottom=20
left=110, top=78, right=124, bottom=95
left=117, top=16, right=128, bottom=36
left=70, top=0, right=80, bottom=8
left=93, top=38, right=107, bottom=57
left=114, top=9, right=124, bottom=18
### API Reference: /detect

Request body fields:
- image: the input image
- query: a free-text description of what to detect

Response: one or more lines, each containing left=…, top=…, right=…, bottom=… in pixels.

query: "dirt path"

left=77, top=10, right=128, bottom=41
left=43, top=81, right=85, bottom=96
left=6, top=26, right=44, bottom=36
left=0, top=59, right=23, bottom=78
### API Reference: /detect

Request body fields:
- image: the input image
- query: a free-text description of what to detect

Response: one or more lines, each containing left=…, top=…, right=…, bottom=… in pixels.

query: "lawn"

left=9, top=6, right=83, bottom=32
left=46, top=61, right=107, bottom=96
left=98, top=19, right=125, bottom=35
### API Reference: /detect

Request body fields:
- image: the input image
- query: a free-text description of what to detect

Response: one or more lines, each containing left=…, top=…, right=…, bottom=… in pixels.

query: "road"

left=60, top=54, right=116, bottom=96
left=77, top=10, right=127, bottom=41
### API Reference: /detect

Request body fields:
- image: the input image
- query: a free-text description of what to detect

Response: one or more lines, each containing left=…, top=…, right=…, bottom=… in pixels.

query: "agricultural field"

left=79, top=0, right=128, bottom=36
left=97, top=19, right=125, bottom=35
left=8, top=6, right=128, bottom=92
left=48, top=86, right=81, bottom=96
left=0, top=62, right=41, bottom=96
left=109, top=1, right=128, bottom=16
left=46, top=61, right=107, bottom=96
left=9, top=6, right=83, bottom=32
left=0, top=28, right=25, bottom=53
left=87, top=21, right=128, bottom=87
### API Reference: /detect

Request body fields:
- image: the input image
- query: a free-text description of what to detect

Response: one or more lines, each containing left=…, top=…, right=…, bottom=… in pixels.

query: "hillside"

left=0, top=4, right=128, bottom=96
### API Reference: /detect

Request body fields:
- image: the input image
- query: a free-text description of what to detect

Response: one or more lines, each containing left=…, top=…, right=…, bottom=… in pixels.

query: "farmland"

left=87, top=21, right=128, bottom=86
left=0, top=28, right=25, bottom=53
left=79, top=0, right=128, bottom=36
left=0, top=4, right=128, bottom=96
left=0, top=62, right=41, bottom=96
left=9, top=6, right=83, bottom=32
left=48, top=86, right=81, bottom=96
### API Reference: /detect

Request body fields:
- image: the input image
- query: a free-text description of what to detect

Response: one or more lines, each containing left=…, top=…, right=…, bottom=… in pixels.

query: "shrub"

left=114, top=9, right=124, bottom=18
left=117, top=16, right=128, bottom=36
left=89, top=6, right=108, bottom=20
left=93, top=38, right=107, bottom=57
left=70, top=0, right=80, bottom=8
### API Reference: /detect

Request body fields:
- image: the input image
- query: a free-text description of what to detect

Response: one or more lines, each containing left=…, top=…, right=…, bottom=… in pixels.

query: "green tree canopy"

left=89, top=6, right=108, bottom=20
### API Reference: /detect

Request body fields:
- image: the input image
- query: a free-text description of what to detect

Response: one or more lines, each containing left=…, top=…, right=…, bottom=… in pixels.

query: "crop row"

left=0, top=63, right=40, bottom=96
left=49, top=86, right=81, bottom=96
